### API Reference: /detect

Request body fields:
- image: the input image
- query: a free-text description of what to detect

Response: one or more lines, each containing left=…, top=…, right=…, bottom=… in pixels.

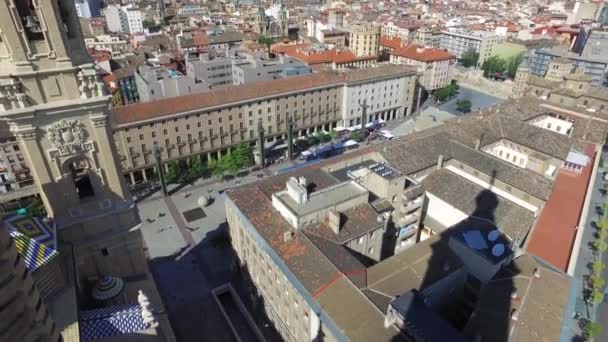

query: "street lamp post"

left=153, top=142, right=168, bottom=197
left=287, top=115, right=294, bottom=161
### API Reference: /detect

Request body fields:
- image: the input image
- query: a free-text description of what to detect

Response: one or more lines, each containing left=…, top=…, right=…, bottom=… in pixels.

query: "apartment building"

left=341, top=67, right=416, bottom=128
left=224, top=97, right=596, bottom=342
left=104, top=4, right=143, bottom=34
left=390, top=44, right=456, bottom=91
left=439, top=29, right=505, bottom=67
left=177, top=4, right=209, bottom=16
left=135, top=63, right=210, bottom=102
left=84, top=34, right=130, bottom=59
left=185, top=51, right=312, bottom=88
left=527, top=31, right=608, bottom=86
left=349, top=22, right=381, bottom=57
left=111, top=65, right=417, bottom=184
left=381, top=21, right=419, bottom=42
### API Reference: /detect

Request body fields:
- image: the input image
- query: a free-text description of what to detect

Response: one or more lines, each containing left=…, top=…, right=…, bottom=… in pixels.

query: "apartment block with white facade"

left=349, top=22, right=381, bottom=57
left=103, top=4, right=143, bottom=34
left=341, top=66, right=416, bottom=128
left=390, top=44, right=456, bottom=91
left=439, top=29, right=505, bottom=67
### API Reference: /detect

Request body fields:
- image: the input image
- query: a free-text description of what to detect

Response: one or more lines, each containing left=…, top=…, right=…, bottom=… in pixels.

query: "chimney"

left=327, top=209, right=341, bottom=234
left=511, top=309, right=518, bottom=321
left=437, top=154, right=444, bottom=170
left=287, top=177, right=308, bottom=204
left=533, top=268, right=541, bottom=279
left=474, top=139, right=481, bottom=150
left=284, top=230, right=294, bottom=242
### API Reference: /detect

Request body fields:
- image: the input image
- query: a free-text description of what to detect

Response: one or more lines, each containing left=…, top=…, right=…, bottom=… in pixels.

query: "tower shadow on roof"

left=390, top=180, right=518, bottom=342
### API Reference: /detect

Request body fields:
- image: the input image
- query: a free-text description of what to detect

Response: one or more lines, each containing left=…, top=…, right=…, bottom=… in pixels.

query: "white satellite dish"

left=492, top=243, right=505, bottom=257
left=488, top=230, right=500, bottom=242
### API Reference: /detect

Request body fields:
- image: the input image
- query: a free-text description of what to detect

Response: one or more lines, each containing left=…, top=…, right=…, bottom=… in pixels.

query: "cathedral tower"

left=0, top=0, right=146, bottom=283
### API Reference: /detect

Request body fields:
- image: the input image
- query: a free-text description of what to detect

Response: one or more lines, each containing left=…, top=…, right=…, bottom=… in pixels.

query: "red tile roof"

left=271, top=43, right=374, bottom=65
left=379, top=36, right=403, bottom=50
left=527, top=145, right=596, bottom=271
left=111, top=71, right=345, bottom=126
left=391, top=44, right=455, bottom=62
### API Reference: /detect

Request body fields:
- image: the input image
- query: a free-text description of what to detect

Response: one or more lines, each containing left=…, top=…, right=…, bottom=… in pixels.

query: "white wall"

left=341, top=76, right=409, bottom=127
left=425, top=193, right=468, bottom=229
left=483, top=140, right=529, bottom=169
left=530, top=115, right=573, bottom=135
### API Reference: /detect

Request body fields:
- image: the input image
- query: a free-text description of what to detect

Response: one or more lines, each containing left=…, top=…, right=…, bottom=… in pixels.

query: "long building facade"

left=111, top=65, right=417, bottom=184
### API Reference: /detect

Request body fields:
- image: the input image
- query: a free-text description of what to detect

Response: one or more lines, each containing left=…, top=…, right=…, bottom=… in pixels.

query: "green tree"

left=257, top=36, right=275, bottom=57
left=232, top=143, right=253, bottom=169
left=482, top=56, right=507, bottom=78
left=599, top=204, right=608, bottom=218
left=165, top=162, right=179, bottom=184
left=583, top=320, right=603, bottom=340
left=143, top=19, right=156, bottom=30
left=591, top=274, right=606, bottom=290
left=181, top=157, right=204, bottom=183
left=307, top=135, right=320, bottom=146
left=329, top=129, right=338, bottom=140
left=592, top=261, right=606, bottom=275
left=461, top=48, right=480, bottom=68
left=208, top=158, right=224, bottom=179
left=294, top=139, right=307, bottom=151
left=433, top=84, right=459, bottom=102
left=318, top=132, right=331, bottom=143
left=456, top=99, right=472, bottom=113
left=594, top=239, right=608, bottom=253
left=506, top=53, right=524, bottom=78
left=433, top=87, right=451, bottom=102
left=350, top=131, right=365, bottom=142
left=591, top=290, right=605, bottom=304
left=220, top=153, right=241, bottom=175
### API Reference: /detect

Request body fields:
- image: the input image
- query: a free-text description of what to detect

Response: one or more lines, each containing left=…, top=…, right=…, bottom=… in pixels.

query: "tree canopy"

left=482, top=55, right=507, bottom=78
left=433, top=84, right=459, bottom=102
left=506, top=53, right=525, bottom=78
left=456, top=99, right=472, bottom=113
left=461, top=48, right=480, bottom=68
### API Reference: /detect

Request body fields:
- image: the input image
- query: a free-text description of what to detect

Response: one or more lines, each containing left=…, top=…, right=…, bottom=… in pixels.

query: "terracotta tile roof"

left=111, top=71, right=344, bottom=126
left=527, top=145, right=596, bottom=271
left=271, top=43, right=374, bottom=65
left=391, top=44, right=455, bottom=62
left=226, top=185, right=342, bottom=294
left=380, top=36, right=404, bottom=50
left=111, top=65, right=415, bottom=127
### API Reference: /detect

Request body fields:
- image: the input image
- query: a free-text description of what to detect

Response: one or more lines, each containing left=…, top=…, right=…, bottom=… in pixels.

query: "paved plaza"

left=138, top=168, right=280, bottom=342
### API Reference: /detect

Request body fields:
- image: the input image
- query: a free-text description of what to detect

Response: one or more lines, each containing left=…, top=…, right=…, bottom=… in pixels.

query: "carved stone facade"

left=0, top=0, right=148, bottom=301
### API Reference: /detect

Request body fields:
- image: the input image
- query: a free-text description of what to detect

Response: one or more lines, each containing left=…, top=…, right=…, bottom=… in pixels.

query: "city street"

left=562, top=148, right=608, bottom=342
